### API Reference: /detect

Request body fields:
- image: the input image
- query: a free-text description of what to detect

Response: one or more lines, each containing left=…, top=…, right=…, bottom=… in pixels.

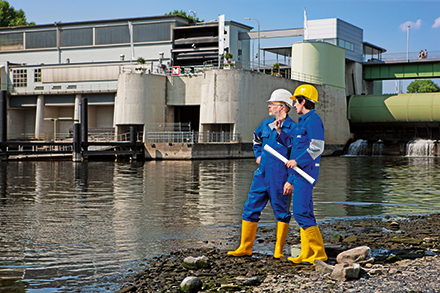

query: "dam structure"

left=0, top=14, right=439, bottom=160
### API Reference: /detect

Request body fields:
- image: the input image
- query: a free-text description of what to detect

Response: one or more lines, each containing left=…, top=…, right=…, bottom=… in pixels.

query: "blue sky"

left=9, top=0, right=440, bottom=92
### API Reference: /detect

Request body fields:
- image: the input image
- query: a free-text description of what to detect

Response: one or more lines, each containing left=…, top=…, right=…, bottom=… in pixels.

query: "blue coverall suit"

left=277, top=109, right=325, bottom=229
left=242, top=116, right=297, bottom=223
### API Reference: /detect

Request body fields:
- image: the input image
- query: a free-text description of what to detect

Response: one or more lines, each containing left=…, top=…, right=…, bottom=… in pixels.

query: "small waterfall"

left=406, top=139, right=435, bottom=157
left=346, top=139, right=368, bottom=156
left=372, top=140, right=383, bottom=156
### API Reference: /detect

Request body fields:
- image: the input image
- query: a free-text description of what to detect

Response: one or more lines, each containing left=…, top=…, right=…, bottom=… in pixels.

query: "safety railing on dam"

left=146, top=131, right=241, bottom=143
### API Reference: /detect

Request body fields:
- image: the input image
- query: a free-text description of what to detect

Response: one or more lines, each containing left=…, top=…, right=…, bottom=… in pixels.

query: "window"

left=134, top=23, right=171, bottom=42
left=60, top=28, right=93, bottom=47
left=337, top=39, right=354, bottom=52
left=34, top=68, right=41, bottom=82
left=26, top=30, right=57, bottom=49
left=95, top=25, right=130, bottom=45
left=13, top=69, right=27, bottom=87
left=0, top=32, right=24, bottom=50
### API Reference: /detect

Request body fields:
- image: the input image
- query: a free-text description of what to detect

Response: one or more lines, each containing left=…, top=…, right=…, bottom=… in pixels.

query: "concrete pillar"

left=74, top=94, right=81, bottom=122
left=35, top=95, right=44, bottom=140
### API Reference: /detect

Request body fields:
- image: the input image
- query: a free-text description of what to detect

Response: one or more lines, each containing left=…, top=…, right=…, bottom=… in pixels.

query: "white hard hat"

left=266, top=89, right=293, bottom=108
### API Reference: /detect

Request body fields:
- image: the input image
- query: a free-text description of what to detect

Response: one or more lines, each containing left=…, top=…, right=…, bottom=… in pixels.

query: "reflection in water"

left=1, top=157, right=440, bottom=292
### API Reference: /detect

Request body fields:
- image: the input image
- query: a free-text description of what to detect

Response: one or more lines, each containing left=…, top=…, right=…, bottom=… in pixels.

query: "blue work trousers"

left=242, top=168, right=291, bottom=223
left=292, top=176, right=317, bottom=229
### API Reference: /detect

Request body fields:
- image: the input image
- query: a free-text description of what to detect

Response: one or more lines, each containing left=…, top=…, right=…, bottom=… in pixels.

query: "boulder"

left=183, top=255, right=210, bottom=270
left=336, top=246, right=370, bottom=263
left=330, top=263, right=361, bottom=281
left=180, top=276, right=203, bottom=293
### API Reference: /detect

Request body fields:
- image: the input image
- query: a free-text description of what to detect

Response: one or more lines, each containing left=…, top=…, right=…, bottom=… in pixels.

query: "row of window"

left=314, top=38, right=354, bottom=52
left=12, top=68, right=41, bottom=87
left=0, top=22, right=173, bottom=51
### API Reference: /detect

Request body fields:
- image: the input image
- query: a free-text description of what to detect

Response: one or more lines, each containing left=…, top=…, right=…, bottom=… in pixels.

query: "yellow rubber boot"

left=288, top=227, right=312, bottom=263
left=227, top=220, right=258, bottom=256
left=274, top=222, right=289, bottom=258
left=301, top=226, right=328, bottom=264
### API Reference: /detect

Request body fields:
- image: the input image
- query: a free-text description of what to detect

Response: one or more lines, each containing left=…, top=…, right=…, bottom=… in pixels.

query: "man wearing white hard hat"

left=228, top=89, right=297, bottom=259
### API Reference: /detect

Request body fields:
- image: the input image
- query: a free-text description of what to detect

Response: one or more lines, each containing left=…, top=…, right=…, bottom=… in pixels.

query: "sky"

left=8, top=0, right=440, bottom=93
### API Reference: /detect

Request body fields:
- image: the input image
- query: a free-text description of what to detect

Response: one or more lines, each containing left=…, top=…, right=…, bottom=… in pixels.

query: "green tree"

left=407, top=80, right=440, bottom=93
left=165, top=10, right=203, bottom=22
left=0, top=0, right=35, bottom=27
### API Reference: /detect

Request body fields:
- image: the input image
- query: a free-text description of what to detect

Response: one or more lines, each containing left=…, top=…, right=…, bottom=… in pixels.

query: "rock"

left=291, top=245, right=301, bottom=258
left=183, top=255, right=210, bottom=270
left=342, top=235, right=358, bottom=244
left=389, top=221, right=400, bottom=230
left=314, top=259, right=334, bottom=274
left=243, top=276, right=262, bottom=286
left=330, top=263, right=361, bottom=281
left=220, top=284, right=242, bottom=291
left=180, top=276, right=202, bottom=293
left=324, top=244, right=345, bottom=257
left=331, top=234, right=342, bottom=243
left=336, top=246, right=371, bottom=264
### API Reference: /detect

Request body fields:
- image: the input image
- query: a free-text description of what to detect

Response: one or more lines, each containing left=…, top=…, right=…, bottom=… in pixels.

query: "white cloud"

left=433, top=17, right=440, bottom=28
left=399, top=19, right=422, bottom=31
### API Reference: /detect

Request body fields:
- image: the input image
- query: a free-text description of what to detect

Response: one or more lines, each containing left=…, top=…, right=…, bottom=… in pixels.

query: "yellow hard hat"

left=291, top=84, right=318, bottom=104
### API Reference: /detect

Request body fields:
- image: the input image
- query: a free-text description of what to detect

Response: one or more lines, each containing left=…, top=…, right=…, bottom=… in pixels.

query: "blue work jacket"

left=253, top=116, right=297, bottom=174
left=277, top=109, right=325, bottom=184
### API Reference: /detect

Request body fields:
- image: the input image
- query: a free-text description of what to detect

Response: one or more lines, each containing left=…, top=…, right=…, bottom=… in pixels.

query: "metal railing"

left=146, top=131, right=241, bottom=144
left=368, top=50, right=440, bottom=63
left=291, top=71, right=323, bottom=84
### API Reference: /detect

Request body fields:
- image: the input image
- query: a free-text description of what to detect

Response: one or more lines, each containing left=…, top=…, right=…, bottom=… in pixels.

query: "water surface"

left=1, top=156, right=440, bottom=292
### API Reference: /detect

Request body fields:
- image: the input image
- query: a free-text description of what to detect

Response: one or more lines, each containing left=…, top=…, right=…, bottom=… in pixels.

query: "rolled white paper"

left=264, top=144, right=315, bottom=184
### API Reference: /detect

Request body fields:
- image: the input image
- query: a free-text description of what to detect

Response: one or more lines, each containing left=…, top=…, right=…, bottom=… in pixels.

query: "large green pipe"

left=348, top=93, right=440, bottom=123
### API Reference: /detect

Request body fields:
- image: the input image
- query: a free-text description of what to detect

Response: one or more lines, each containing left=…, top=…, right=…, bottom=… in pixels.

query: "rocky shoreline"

left=116, top=214, right=440, bottom=292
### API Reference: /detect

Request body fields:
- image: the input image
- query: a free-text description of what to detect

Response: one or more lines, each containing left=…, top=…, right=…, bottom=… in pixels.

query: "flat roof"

left=261, top=46, right=292, bottom=57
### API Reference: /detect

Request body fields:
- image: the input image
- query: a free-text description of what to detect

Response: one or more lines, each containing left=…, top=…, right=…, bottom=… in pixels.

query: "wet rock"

left=342, top=235, right=358, bottom=244
left=331, top=234, right=342, bottom=243
left=243, top=276, right=263, bottom=286
left=330, top=263, right=361, bottom=281
left=180, top=276, right=202, bottom=293
left=183, top=256, right=210, bottom=270
left=389, top=221, right=400, bottom=231
left=324, top=244, right=345, bottom=257
left=336, top=246, right=370, bottom=263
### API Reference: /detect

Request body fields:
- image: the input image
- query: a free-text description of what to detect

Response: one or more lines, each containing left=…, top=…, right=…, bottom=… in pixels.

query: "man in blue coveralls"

left=275, top=84, right=327, bottom=264
left=228, top=89, right=297, bottom=258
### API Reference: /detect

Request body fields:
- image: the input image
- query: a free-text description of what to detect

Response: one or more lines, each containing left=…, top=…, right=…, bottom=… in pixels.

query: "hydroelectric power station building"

left=3, top=14, right=436, bottom=159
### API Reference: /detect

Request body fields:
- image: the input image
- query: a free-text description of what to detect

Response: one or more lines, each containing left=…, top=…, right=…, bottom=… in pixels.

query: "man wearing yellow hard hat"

left=275, top=84, right=328, bottom=264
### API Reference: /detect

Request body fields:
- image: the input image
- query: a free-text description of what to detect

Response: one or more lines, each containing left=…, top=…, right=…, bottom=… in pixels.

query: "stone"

left=183, top=255, right=210, bottom=270
left=314, top=259, right=334, bottom=274
left=180, top=276, right=202, bottom=293
left=342, top=235, right=358, bottom=244
left=336, top=246, right=371, bottom=264
left=243, top=276, right=262, bottom=286
left=330, top=263, right=361, bottom=281
left=331, top=234, right=342, bottom=243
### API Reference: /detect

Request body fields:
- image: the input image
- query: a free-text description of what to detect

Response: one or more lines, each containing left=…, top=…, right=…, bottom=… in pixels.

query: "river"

left=1, top=156, right=440, bottom=292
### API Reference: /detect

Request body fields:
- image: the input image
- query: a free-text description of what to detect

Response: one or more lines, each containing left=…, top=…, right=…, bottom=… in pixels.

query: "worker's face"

left=268, top=102, right=283, bottom=116
left=294, top=99, right=306, bottom=114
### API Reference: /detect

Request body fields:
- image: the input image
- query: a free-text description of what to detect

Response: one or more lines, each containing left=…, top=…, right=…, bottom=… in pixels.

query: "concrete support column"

left=35, top=95, right=44, bottom=140
left=74, top=94, right=82, bottom=122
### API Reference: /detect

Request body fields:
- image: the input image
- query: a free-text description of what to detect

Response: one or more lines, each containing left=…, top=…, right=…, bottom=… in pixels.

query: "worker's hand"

left=274, top=119, right=282, bottom=134
left=285, top=159, right=298, bottom=169
left=283, top=182, right=293, bottom=195
left=256, top=156, right=261, bottom=164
